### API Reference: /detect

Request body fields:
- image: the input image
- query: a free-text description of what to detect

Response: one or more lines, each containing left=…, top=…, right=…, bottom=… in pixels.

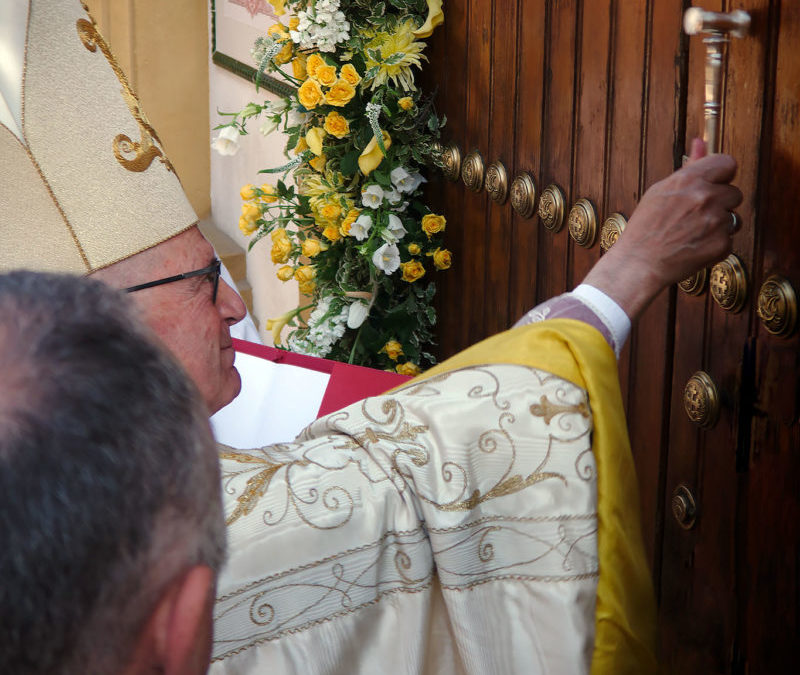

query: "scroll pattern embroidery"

left=214, top=365, right=598, bottom=658
left=76, top=8, right=175, bottom=174
left=213, top=529, right=434, bottom=660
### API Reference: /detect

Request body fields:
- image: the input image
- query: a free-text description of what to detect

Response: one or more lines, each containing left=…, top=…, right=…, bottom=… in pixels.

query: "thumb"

left=688, top=137, right=707, bottom=162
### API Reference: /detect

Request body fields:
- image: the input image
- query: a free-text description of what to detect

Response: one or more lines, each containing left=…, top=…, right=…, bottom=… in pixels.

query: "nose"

left=217, top=277, right=247, bottom=326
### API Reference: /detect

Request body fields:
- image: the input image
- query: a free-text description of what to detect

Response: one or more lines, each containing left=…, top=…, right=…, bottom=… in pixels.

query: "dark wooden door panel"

left=426, top=1, right=799, bottom=671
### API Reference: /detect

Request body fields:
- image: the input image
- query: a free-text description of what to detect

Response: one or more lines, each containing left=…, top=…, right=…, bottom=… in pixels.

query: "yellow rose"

left=259, top=183, right=278, bottom=203
left=241, top=201, right=261, bottom=221
left=400, top=260, right=426, bottom=283
left=413, top=0, right=444, bottom=38
left=432, top=247, right=452, bottom=270
left=294, top=265, right=316, bottom=295
left=323, top=111, right=350, bottom=138
left=421, top=213, right=446, bottom=239
left=396, top=361, right=422, bottom=377
left=407, top=243, right=421, bottom=255
left=306, top=53, right=326, bottom=79
left=291, top=55, right=307, bottom=80
left=294, top=136, right=309, bottom=154
left=320, top=202, right=341, bottom=221
left=289, top=16, right=300, bottom=30
left=325, top=79, right=356, bottom=107
left=398, top=96, right=414, bottom=111
left=322, top=223, right=342, bottom=242
left=270, top=228, right=292, bottom=264
left=305, top=126, right=326, bottom=156
left=239, top=216, right=258, bottom=236
left=301, top=238, right=323, bottom=257
left=298, top=78, right=324, bottom=109
left=381, top=339, right=404, bottom=361
left=274, top=41, right=293, bottom=65
left=314, top=64, right=337, bottom=87
left=267, top=0, right=286, bottom=17
left=267, top=23, right=289, bottom=39
left=358, top=131, right=392, bottom=175
left=276, top=265, right=294, bottom=281
left=240, top=183, right=257, bottom=200
left=271, top=239, right=292, bottom=264
left=309, top=154, right=327, bottom=172
left=340, top=208, right=360, bottom=236
left=339, top=63, right=361, bottom=86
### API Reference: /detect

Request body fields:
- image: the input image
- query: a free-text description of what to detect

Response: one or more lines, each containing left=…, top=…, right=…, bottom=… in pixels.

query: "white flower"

left=382, top=214, right=407, bottom=244
left=211, top=126, right=240, bottom=156
left=350, top=213, right=373, bottom=241
left=390, top=166, right=411, bottom=189
left=385, top=187, right=402, bottom=204
left=406, top=171, right=427, bottom=192
left=347, top=301, right=370, bottom=329
left=361, top=184, right=384, bottom=209
left=289, top=0, right=350, bottom=52
left=259, top=117, right=279, bottom=136
left=372, top=242, right=401, bottom=274
left=287, top=107, right=307, bottom=127
left=267, top=98, right=289, bottom=115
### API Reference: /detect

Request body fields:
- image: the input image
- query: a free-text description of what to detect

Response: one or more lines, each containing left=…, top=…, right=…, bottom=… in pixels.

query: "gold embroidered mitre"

left=0, top=0, right=196, bottom=274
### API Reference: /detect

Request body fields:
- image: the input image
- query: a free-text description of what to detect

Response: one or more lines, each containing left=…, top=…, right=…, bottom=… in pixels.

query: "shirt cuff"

left=572, top=284, right=631, bottom=357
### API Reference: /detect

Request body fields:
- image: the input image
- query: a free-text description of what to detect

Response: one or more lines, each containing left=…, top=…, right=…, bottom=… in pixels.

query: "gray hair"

left=0, top=271, right=226, bottom=675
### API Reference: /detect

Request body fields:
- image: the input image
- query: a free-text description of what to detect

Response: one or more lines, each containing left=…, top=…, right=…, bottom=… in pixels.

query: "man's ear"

left=147, top=565, right=217, bottom=675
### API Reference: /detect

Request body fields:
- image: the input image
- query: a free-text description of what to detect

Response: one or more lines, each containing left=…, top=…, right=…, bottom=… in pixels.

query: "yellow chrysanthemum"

left=362, top=19, right=427, bottom=91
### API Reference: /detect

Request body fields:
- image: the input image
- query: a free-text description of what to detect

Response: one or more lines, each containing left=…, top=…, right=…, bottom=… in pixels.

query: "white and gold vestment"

left=212, top=320, right=658, bottom=674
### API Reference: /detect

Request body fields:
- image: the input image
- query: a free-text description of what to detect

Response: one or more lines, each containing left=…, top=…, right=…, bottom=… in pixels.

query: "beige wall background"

left=86, top=0, right=297, bottom=344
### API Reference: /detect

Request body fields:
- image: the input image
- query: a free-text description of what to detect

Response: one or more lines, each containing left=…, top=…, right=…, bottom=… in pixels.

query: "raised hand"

left=582, top=140, right=743, bottom=320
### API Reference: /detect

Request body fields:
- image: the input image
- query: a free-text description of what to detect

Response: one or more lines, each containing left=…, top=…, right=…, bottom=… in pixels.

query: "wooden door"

left=424, top=1, right=800, bottom=671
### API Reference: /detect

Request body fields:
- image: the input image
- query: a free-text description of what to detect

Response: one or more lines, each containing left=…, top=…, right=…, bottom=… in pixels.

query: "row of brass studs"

left=432, top=142, right=798, bottom=339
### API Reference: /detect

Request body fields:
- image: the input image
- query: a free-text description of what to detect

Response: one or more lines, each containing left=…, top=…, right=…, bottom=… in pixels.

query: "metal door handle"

left=683, top=7, right=751, bottom=153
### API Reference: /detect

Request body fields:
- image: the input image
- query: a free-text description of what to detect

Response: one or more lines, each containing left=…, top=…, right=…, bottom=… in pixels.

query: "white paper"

left=210, top=351, right=330, bottom=448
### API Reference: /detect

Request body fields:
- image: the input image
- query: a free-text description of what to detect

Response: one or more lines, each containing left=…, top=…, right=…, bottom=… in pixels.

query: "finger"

left=707, top=183, right=744, bottom=211
left=688, top=137, right=706, bottom=162
left=686, top=153, right=738, bottom=184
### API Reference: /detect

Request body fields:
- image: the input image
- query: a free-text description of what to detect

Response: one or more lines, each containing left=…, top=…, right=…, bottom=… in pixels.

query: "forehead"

left=152, top=227, right=215, bottom=271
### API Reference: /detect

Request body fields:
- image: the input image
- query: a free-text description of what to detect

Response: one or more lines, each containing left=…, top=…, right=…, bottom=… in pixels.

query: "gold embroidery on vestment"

left=76, top=17, right=175, bottom=174
left=530, top=394, right=590, bottom=424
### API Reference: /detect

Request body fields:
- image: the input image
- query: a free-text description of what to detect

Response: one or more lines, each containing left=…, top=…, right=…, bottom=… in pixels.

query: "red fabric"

left=232, top=339, right=410, bottom=417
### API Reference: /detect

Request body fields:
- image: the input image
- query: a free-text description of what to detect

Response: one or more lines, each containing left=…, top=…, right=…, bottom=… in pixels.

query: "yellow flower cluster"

left=297, top=55, right=359, bottom=109
left=396, top=361, right=422, bottom=376
left=266, top=23, right=294, bottom=65
left=294, top=265, right=316, bottom=295
left=270, top=228, right=292, bottom=264
left=381, top=339, right=404, bottom=361
left=239, top=183, right=278, bottom=235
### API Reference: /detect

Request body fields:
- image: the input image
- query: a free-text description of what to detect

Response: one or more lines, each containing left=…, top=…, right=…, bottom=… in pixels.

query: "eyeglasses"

left=124, top=258, right=221, bottom=303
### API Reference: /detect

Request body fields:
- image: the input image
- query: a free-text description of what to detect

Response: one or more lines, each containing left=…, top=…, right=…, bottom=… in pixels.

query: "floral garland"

left=213, top=0, right=447, bottom=375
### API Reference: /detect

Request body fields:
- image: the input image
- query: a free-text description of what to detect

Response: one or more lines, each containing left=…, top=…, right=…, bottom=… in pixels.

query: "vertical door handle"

left=683, top=7, right=751, bottom=153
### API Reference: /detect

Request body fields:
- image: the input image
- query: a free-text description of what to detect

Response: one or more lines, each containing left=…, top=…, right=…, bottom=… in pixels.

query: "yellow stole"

left=407, top=319, right=658, bottom=673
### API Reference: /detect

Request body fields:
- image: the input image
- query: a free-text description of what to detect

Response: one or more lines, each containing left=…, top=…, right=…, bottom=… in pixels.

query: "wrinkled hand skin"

left=583, top=138, right=743, bottom=321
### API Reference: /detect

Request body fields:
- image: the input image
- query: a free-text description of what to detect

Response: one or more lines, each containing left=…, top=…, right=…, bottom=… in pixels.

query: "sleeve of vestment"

left=211, top=320, right=657, bottom=675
